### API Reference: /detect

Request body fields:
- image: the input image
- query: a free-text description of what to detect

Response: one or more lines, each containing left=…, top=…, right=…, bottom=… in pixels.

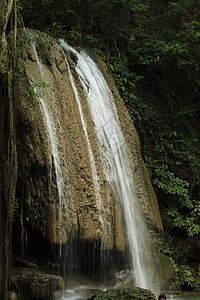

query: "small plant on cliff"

left=9, top=31, right=51, bottom=105
left=26, top=191, right=46, bottom=234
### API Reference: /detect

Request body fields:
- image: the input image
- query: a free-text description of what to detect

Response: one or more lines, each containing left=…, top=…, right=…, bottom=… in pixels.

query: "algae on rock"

left=88, top=287, right=156, bottom=300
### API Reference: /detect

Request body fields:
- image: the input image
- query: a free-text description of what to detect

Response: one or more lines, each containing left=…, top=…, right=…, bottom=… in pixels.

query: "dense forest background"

left=1, top=0, right=200, bottom=297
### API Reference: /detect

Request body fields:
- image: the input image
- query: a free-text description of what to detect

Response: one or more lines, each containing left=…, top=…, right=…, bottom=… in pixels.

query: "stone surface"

left=9, top=268, right=64, bottom=300
left=13, top=30, right=173, bottom=292
left=154, top=253, right=176, bottom=289
left=19, top=31, right=163, bottom=249
left=88, top=287, right=156, bottom=299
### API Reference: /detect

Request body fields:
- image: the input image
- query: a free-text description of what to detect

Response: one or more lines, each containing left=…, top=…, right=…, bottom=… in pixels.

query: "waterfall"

left=26, top=32, right=158, bottom=294
left=31, top=43, right=65, bottom=218
left=65, top=57, right=105, bottom=236
left=29, top=41, right=73, bottom=252
left=28, top=38, right=111, bottom=276
left=60, top=40, right=152, bottom=290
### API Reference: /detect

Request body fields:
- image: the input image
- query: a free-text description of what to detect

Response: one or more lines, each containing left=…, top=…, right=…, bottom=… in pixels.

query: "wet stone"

left=88, top=287, right=156, bottom=299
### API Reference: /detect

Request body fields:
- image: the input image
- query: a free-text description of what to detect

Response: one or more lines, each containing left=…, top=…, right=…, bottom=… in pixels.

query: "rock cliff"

left=9, top=31, right=174, bottom=297
left=16, top=32, right=163, bottom=246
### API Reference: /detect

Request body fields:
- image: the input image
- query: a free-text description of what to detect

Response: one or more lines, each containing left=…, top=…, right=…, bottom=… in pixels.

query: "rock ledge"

left=88, top=287, right=156, bottom=299
left=9, top=268, right=64, bottom=300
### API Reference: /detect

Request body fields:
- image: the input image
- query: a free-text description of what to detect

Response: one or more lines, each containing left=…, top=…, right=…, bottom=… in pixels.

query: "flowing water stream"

left=60, top=40, right=153, bottom=290
left=169, top=296, right=200, bottom=300
left=31, top=42, right=66, bottom=221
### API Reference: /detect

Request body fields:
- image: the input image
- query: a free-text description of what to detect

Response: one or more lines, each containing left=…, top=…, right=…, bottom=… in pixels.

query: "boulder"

left=155, top=253, right=176, bottom=289
left=9, top=268, right=64, bottom=300
left=88, top=287, right=156, bottom=299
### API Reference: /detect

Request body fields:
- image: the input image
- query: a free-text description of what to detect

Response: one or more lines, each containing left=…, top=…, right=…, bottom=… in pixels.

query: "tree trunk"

left=0, top=1, right=17, bottom=299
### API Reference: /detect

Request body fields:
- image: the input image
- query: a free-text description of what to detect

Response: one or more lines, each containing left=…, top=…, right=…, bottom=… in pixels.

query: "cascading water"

left=64, top=57, right=110, bottom=274
left=65, top=57, right=105, bottom=235
left=29, top=40, right=75, bottom=263
left=25, top=32, right=161, bottom=299
left=29, top=37, right=111, bottom=278
left=60, top=40, right=153, bottom=290
left=31, top=43, right=66, bottom=221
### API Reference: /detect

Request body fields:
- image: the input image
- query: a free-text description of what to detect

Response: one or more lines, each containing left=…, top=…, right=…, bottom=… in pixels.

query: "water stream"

left=60, top=40, right=152, bottom=290
left=64, top=55, right=105, bottom=235
left=169, top=297, right=200, bottom=300
left=31, top=43, right=66, bottom=219
left=173, top=297, right=200, bottom=300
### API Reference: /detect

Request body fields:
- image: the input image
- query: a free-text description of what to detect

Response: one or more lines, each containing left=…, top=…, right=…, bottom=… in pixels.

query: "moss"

left=9, top=268, right=64, bottom=300
left=37, top=37, right=52, bottom=66
left=89, top=287, right=156, bottom=300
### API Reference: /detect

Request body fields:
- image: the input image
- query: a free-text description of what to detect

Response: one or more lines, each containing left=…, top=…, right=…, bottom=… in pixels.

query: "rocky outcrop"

left=17, top=31, right=163, bottom=248
left=88, top=287, right=156, bottom=299
left=9, top=268, right=64, bottom=300
left=11, top=30, right=172, bottom=290
left=154, top=253, right=176, bottom=289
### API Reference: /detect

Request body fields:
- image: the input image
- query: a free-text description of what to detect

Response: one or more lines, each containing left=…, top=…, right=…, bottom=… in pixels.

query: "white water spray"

left=60, top=40, right=152, bottom=289
left=65, top=56, right=105, bottom=231
left=30, top=42, right=70, bottom=241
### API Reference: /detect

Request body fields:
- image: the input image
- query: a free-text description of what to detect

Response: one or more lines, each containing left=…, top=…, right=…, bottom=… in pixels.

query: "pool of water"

left=55, top=288, right=200, bottom=300
left=54, top=285, right=107, bottom=300
left=169, top=296, right=200, bottom=300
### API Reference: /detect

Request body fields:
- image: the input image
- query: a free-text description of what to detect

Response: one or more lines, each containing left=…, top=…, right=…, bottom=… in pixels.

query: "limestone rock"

left=155, top=253, right=176, bottom=289
left=12, top=259, right=37, bottom=269
left=13, top=30, right=170, bottom=289
left=20, top=31, right=163, bottom=249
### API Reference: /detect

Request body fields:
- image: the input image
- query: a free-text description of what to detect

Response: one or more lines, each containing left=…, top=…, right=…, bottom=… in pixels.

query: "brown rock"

left=10, top=268, right=64, bottom=300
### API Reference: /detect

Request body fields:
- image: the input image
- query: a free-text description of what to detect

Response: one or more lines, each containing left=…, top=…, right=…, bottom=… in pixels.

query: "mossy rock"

left=88, top=287, right=156, bottom=299
left=9, top=268, right=64, bottom=300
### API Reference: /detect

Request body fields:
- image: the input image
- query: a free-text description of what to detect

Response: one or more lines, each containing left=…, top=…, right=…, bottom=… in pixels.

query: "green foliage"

left=108, top=57, right=136, bottom=96
left=19, top=0, right=149, bottom=53
left=28, top=80, right=49, bottom=103
left=166, top=208, right=200, bottom=236
left=154, top=165, right=191, bottom=205
left=26, top=190, right=46, bottom=233
left=153, top=164, right=200, bottom=236
left=175, top=264, right=200, bottom=289
left=170, top=263, right=197, bottom=289
left=126, top=0, right=200, bottom=93
left=107, top=56, right=145, bottom=122
left=150, top=230, right=176, bottom=258
left=9, top=32, right=50, bottom=105
left=150, top=230, right=200, bottom=290
left=179, top=265, right=194, bottom=286
left=12, top=198, right=20, bottom=221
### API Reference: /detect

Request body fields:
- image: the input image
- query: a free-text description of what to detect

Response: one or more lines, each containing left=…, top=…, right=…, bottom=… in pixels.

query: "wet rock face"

left=154, top=253, right=176, bottom=290
left=13, top=31, right=169, bottom=288
left=19, top=32, right=163, bottom=248
left=88, top=287, right=156, bottom=299
left=21, top=35, right=120, bottom=248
